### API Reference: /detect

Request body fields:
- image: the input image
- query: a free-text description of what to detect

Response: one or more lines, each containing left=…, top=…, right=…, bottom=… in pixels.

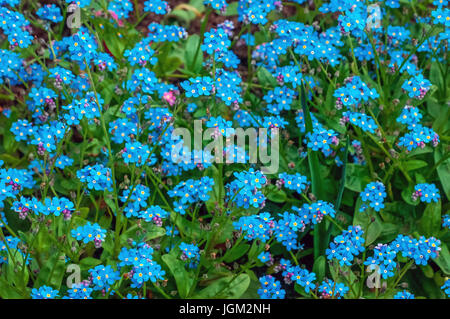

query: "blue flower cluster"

left=120, top=184, right=151, bottom=215
left=118, top=243, right=165, bottom=288
left=391, top=234, right=441, bottom=266
left=180, top=242, right=200, bottom=268
left=122, top=141, right=156, bottom=167
left=364, top=243, right=397, bottom=279
left=342, top=111, right=378, bottom=134
left=258, top=275, right=285, bottom=299
left=89, top=265, right=120, bottom=291
left=168, top=177, right=214, bottom=215
left=147, top=23, right=187, bottom=43
left=396, top=105, right=423, bottom=129
left=318, top=279, right=349, bottom=299
left=181, top=76, right=214, bottom=98
left=206, top=116, right=235, bottom=138
left=393, top=290, right=415, bottom=299
left=137, top=205, right=170, bottom=226
left=77, top=164, right=113, bottom=192
left=226, top=169, right=267, bottom=209
left=443, top=215, right=450, bottom=229
left=334, top=76, right=379, bottom=109
left=144, top=0, right=169, bottom=15
left=326, top=226, right=365, bottom=266
left=402, top=74, right=431, bottom=99
left=63, top=282, right=93, bottom=299
left=0, top=167, right=34, bottom=207
left=292, top=200, right=337, bottom=226
left=305, top=127, right=339, bottom=156
left=13, top=196, right=74, bottom=219
left=0, top=6, right=33, bottom=48
left=284, top=264, right=316, bottom=293
left=31, top=285, right=59, bottom=299
left=278, top=172, right=309, bottom=194
left=124, top=38, right=157, bottom=67
left=413, top=183, right=440, bottom=203
left=264, top=86, right=296, bottom=114
left=398, top=124, right=440, bottom=151
left=233, top=212, right=274, bottom=242
left=360, top=182, right=387, bottom=212
left=36, top=4, right=63, bottom=23
left=108, top=0, right=133, bottom=19
left=71, top=222, right=107, bottom=248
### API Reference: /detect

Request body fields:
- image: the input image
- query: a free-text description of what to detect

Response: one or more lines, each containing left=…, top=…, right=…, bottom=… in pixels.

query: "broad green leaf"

left=313, top=255, right=326, bottom=282
left=404, top=160, right=427, bottom=171
left=79, top=257, right=102, bottom=270
left=34, top=253, right=66, bottom=290
left=185, top=35, right=203, bottom=73
left=345, top=164, right=371, bottom=192
left=435, top=147, right=450, bottom=201
left=257, top=67, right=277, bottom=87
left=433, top=243, right=450, bottom=275
left=0, top=277, right=25, bottom=299
left=266, top=185, right=287, bottom=203
left=162, top=254, right=194, bottom=298
left=223, top=243, right=250, bottom=263
left=418, top=201, right=441, bottom=237
left=193, top=274, right=250, bottom=299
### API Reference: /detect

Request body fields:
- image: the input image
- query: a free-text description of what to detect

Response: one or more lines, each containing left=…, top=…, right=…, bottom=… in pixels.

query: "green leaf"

left=223, top=2, right=238, bottom=16
left=329, top=262, right=358, bottom=298
left=185, top=35, right=203, bottom=73
left=143, top=224, right=166, bottom=241
left=223, top=244, right=250, bottom=263
left=193, top=274, right=250, bottom=299
left=313, top=255, right=326, bottom=282
left=401, top=184, right=419, bottom=206
left=204, top=165, right=224, bottom=213
left=79, top=257, right=102, bottom=270
left=162, top=254, right=194, bottom=299
left=257, top=67, right=277, bottom=87
left=433, top=243, right=450, bottom=275
left=266, top=185, right=287, bottom=203
left=418, top=201, right=441, bottom=237
left=429, top=62, right=443, bottom=89
left=4, top=251, right=29, bottom=291
left=404, top=160, right=427, bottom=171
left=365, top=219, right=382, bottom=246
left=301, top=84, right=326, bottom=259
left=435, top=147, right=450, bottom=201
left=345, top=164, right=371, bottom=192
left=34, top=253, right=66, bottom=290
left=0, top=277, right=25, bottom=299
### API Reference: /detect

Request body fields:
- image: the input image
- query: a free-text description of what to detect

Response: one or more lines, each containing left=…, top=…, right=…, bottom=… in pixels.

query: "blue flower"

left=318, top=279, right=349, bottom=299
left=258, top=275, right=285, bottom=299
left=326, top=226, right=365, bottom=266
left=89, top=265, right=120, bottom=291
left=36, top=4, right=63, bottom=23
left=257, top=251, right=271, bottom=264
left=441, top=278, right=450, bottom=297
left=393, top=290, right=415, bottom=299
left=413, top=183, right=440, bottom=203
left=144, top=0, right=169, bottom=14
left=71, top=222, right=107, bottom=247
left=31, top=286, right=59, bottom=299
left=360, top=182, right=387, bottom=212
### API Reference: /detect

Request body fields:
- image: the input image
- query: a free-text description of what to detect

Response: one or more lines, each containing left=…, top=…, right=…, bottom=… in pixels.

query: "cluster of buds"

left=62, top=208, right=72, bottom=221
left=37, top=142, right=46, bottom=156
left=53, top=74, right=63, bottom=90
left=217, top=20, right=234, bottom=37
left=45, top=97, right=56, bottom=111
